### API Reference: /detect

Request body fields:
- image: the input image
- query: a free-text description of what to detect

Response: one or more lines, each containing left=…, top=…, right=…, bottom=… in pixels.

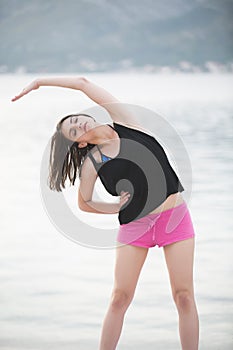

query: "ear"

left=78, top=141, right=88, bottom=148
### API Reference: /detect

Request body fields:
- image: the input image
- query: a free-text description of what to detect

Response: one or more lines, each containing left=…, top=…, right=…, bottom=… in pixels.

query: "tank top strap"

left=96, top=144, right=103, bottom=156
left=87, top=150, right=100, bottom=172
left=107, top=123, right=116, bottom=131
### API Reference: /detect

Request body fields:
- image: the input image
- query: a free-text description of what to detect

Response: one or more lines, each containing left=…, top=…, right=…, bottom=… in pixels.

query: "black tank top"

left=87, top=123, right=184, bottom=224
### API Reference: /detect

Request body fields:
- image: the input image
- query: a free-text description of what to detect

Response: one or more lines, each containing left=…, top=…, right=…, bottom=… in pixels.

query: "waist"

left=148, top=193, right=184, bottom=215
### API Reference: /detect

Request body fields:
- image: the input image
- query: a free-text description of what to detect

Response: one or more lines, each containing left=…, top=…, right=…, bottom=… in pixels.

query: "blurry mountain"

left=0, top=0, right=232, bottom=73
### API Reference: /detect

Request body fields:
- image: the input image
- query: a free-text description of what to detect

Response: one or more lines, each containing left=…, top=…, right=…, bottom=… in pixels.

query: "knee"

left=173, top=290, right=194, bottom=312
left=110, top=289, right=132, bottom=312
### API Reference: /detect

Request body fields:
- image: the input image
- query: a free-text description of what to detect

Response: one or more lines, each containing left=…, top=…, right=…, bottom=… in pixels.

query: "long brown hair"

left=48, top=113, right=96, bottom=191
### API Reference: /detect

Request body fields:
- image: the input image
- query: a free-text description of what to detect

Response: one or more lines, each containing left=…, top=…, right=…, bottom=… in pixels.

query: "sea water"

left=0, top=73, right=232, bottom=349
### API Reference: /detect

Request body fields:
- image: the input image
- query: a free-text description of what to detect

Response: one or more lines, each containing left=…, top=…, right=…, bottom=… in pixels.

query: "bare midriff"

left=149, top=192, right=184, bottom=214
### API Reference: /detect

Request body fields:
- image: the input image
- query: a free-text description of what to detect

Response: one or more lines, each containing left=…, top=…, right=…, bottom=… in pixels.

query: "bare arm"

left=11, top=76, right=139, bottom=125
left=11, top=76, right=86, bottom=101
left=78, top=189, right=121, bottom=214
left=79, top=78, right=138, bottom=124
left=78, top=157, right=130, bottom=214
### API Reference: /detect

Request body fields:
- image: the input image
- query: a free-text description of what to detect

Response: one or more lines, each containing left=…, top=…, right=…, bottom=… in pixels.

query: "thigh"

left=113, top=244, right=149, bottom=294
left=163, top=237, right=195, bottom=297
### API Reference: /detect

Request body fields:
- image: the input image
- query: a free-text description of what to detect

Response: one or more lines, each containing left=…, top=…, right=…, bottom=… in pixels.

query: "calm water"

left=0, top=73, right=233, bottom=349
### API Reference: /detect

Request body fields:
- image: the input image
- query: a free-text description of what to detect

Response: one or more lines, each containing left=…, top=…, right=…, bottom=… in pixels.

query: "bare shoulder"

left=80, top=152, right=99, bottom=176
left=78, top=151, right=98, bottom=203
left=106, top=102, right=141, bottom=126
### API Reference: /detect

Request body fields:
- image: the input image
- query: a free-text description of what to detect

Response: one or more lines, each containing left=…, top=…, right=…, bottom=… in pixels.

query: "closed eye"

left=70, top=116, right=79, bottom=124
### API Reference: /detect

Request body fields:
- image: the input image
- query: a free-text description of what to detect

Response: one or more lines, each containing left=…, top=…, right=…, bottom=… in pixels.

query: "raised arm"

left=11, top=76, right=138, bottom=125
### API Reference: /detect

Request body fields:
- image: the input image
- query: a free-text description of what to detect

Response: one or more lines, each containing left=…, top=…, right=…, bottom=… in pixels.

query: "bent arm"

left=78, top=156, right=120, bottom=214
left=80, top=78, right=138, bottom=124
left=78, top=189, right=120, bottom=214
left=37, top=76, right=138, bottom=124
left=78, top=156, right=130, bottom=214
left=12, top=76, right=139, bottom=124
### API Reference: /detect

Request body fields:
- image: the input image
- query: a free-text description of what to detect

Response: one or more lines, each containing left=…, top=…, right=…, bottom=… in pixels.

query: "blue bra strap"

left=102, top=154, right=112, bottom=162
left=96, top=145, right=112, bottom=162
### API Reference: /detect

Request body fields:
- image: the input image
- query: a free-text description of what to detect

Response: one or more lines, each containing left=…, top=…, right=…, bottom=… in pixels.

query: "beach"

left=0, top=72, right=233, bottom=349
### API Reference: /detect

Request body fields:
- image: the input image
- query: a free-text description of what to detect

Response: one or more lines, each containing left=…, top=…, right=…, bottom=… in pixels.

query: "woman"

left=12, top=76, right=199, bottom=349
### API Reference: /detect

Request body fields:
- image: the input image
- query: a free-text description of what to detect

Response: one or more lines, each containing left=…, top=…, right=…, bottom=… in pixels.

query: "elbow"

left=78, top=76, right=89, bottom=89
left=78, top=189, right=93, bottom=212
left=78, top=199, right=92, bottom=212
left=78, top=205, right=91, bottom=212
left=80, top=76, right=89, bottom=83
left=78, top=204, right=86, bottom=212
left=78, top=199, right=87, bottom=212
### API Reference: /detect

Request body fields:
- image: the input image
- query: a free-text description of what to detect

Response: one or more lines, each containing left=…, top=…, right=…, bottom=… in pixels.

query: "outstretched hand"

left=11, top=79, right=39, bottom=102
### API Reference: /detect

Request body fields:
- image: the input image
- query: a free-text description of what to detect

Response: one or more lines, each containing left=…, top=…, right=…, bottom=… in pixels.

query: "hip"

left=148, top=192, right=184, bottom=215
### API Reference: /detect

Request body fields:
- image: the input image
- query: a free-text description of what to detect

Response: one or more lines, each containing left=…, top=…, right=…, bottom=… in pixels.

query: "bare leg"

left=99, top=244, right=148, bottom=350
left=163, top=237, right=199, bottom=350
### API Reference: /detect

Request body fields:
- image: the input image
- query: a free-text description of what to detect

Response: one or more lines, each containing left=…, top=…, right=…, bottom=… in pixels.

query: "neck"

left=78, top=124, right=115, bottom=145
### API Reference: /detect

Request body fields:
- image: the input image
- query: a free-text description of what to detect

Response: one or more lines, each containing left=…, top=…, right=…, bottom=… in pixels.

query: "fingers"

left=120, top=191, right=131, bottom=207
left=11, top=80, right=38, bottom=102
left=11, top=89, right=27, bottom=102
left=11, top=92, right=25, bottom=102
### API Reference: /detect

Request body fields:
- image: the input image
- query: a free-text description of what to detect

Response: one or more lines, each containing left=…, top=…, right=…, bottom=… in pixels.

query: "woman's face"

left=61, top=115, right=97, bottom=143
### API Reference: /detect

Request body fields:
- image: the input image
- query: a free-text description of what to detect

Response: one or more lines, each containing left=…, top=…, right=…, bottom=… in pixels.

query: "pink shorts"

left=117, top=202, right=195, bottom=248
